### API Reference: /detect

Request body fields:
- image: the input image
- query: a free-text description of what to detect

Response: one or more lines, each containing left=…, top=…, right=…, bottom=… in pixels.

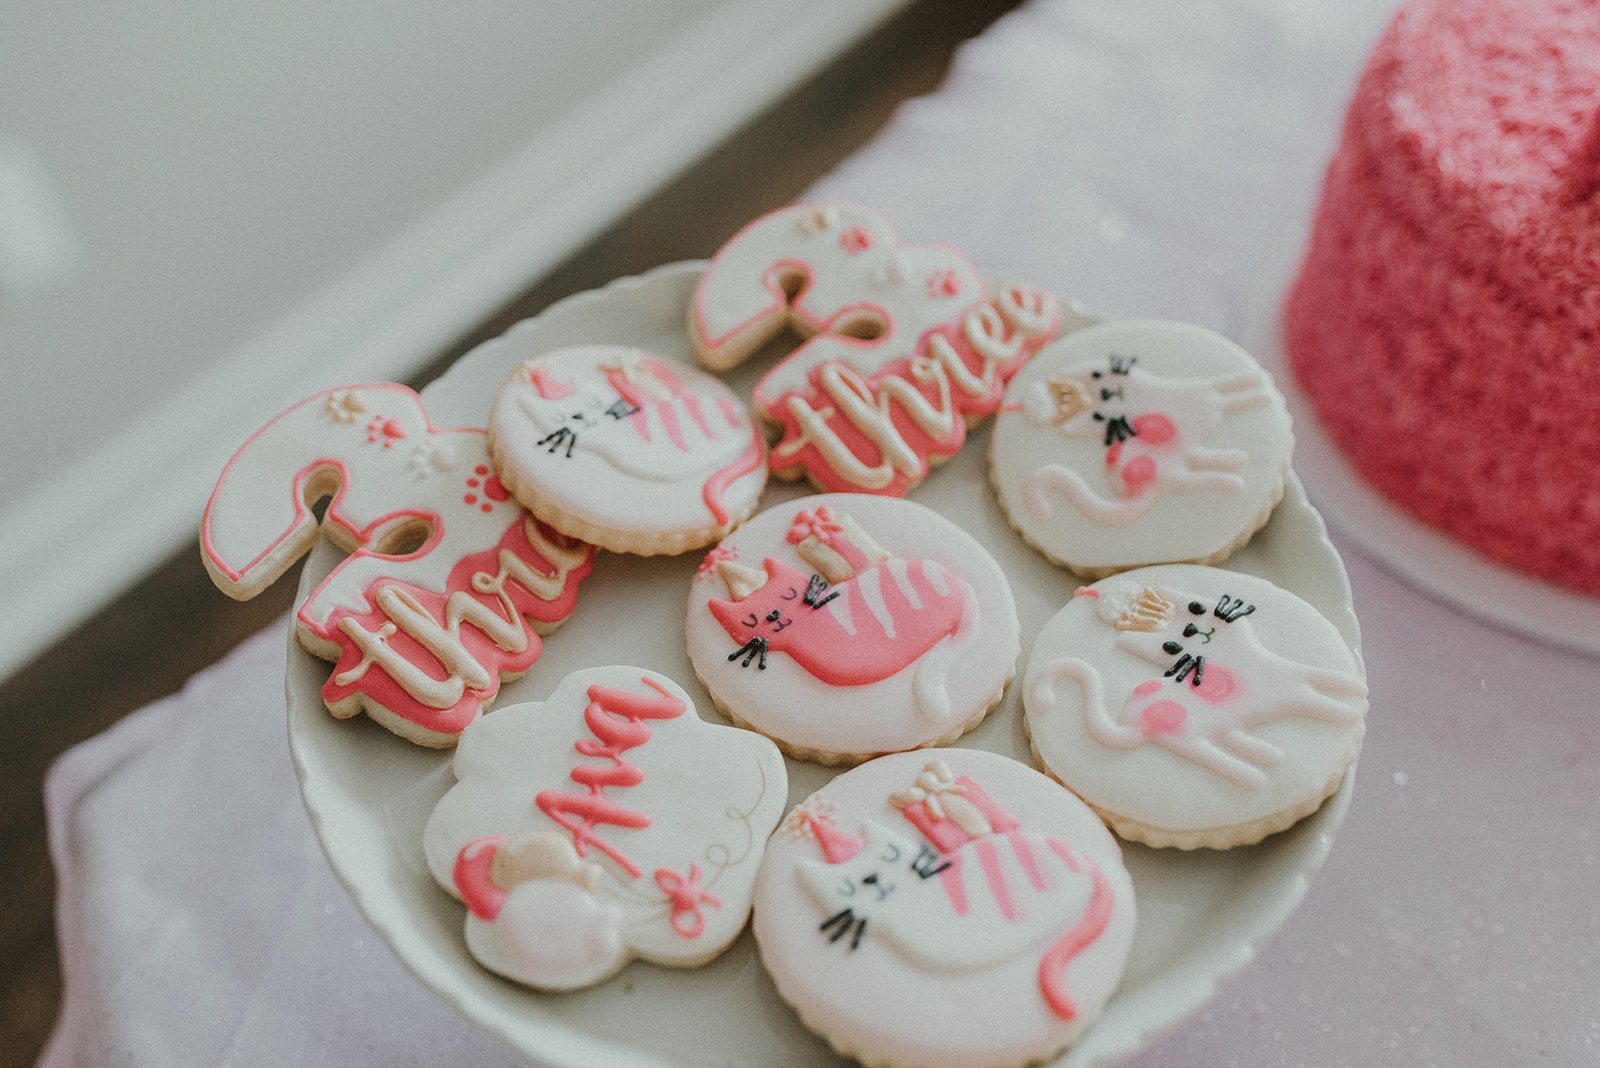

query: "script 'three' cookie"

left=686, top=494, right=1019, bottom=765
left=200, top=383, right=596, bottom=747
left=990, top=319, right=1293, bottom=578
left=754, top=749, right=1136, bottom=1068
left=1024, top=565, right=1368, bottom=849
left=487, top=344, right=767, bottom=555
left=690, top=201, right=1065, bottom=496
left=423, top=666, right=787, bottom=989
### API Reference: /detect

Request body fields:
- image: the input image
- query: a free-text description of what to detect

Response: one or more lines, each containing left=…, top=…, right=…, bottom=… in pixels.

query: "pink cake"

left=1285, top=0, right=1600, bottom=595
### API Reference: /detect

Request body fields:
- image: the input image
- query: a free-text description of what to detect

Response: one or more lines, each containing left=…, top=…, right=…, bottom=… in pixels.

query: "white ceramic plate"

left=287, top=262, right=1363, bottom=1067
left=1240, top=295, right=1600, bottom=659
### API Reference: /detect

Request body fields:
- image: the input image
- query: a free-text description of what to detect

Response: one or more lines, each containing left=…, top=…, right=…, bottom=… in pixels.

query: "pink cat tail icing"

left=1037, top=848, right=1114, bottom=1020
left=454, top=835, right=507, bottom=920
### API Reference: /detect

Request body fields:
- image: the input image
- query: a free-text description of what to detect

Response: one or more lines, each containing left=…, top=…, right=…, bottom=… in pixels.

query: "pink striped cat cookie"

left=487, top=343, right=767, bottom=555
left=754, top=748, right=1136, bottom=1068
left=1024, top=564, right=1368, bottom=849
left=423, top=666, right=787, bottom=989
left=989, top=320, right=1292, bottom=578
left=686, top=494, right=1019, bottom=764
left=201, top=383, right=596, bottom=747
left=691, top=202, right=1067, bottom=497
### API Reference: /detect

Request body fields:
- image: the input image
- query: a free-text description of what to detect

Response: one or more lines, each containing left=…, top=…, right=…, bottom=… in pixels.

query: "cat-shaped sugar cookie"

left=487, top=343, right=766, bottom=555
left=754, top=750, right=1136, bottom=1068
left=1024, top=564, right=1368, bottom=849
left=686, top=495, right=1018, bottom=764
left=991, top=320, right=1293, bottom=576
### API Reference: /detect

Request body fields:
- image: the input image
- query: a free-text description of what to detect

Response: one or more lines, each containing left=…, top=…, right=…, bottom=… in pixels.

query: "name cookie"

left=691, top=202, right=1064, bottom=496
left=487, top=344, right=767, bottom=555
left=1024, top=565, right=1368, bottom=849
left=424, top=667, right=787, bottom=989
left=686, top=494, right=1019, bottom=764
left=754, top=749, right=1136, bottom=1068
left=990, top=319, right=1293, bottom=577
left=201, top=383, right=595, bottom=746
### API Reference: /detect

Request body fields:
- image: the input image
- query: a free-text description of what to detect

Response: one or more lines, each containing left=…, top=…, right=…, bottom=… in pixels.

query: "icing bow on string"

left=654, top=864, right=722, bottom=939
left=787, top=506, right=845, bottom=546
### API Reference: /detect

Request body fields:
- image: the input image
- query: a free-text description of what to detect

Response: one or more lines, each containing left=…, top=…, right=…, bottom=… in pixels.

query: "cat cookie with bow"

left=686, top=494, right=1020, bottom=764
left=201, top=383, right=595, bottom=746
left=691, top=202, right=1068, bottom=496
left=990, top=319, right=1293, bottom=577
left=1024, top=564, right=1368, bottom=849
left=754, top=749, right=1136, bottom=1068
left=487, top=343, right=767, bottom=555
left=424, top=667, right=787, bottom=989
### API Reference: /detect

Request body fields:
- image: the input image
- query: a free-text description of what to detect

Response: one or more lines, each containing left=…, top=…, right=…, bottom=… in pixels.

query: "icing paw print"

left=462, top=464, right=510, bottom=513
left=753, top=749, right=1136, bottom=1067
left=1023, top=564, right=1368, bottom=849
left=691, top=202, right=1064, bottom=496
left=486, top=343, right=766, bottom=554
left=201, top=383, right=596, bottom=747
left=991, top=319, right=1293, bottom=576
left=423, top=667, right=787, bottom=990
left=686, top=494, right=1019, bottom=763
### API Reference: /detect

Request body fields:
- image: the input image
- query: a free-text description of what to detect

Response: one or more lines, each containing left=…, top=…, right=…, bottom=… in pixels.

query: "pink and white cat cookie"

left=487, top=343, right=767, bottom=555
left=1024, top=565, right=1368, bottom=849
left=686, top=494, right=1019, bottom=765
left=990, top=319, right=1292, bottom=578
left=423, top=666, right=787, bottom=989
left=201, top=383, right=596, bottom=747
left=754, top=748, right=1136, bottom=1068
left=691, top=202, right=1067, bottom=496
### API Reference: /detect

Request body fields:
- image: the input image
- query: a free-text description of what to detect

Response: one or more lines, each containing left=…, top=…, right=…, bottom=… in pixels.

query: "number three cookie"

left=201, top=383, right=595, bottom=746
left=691, top=203, right=1065, bottom=496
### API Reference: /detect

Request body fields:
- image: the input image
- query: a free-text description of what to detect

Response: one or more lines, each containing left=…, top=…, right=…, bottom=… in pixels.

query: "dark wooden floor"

left=0, top=2, right=1021, bottom=1062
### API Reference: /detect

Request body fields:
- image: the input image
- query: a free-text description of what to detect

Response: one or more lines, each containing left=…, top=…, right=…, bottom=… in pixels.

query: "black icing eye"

left=879, top=842, right=901, bottom=863
left=1189, top=601, right=1206, bottom=615
left=780, top=585, right=800, bottom=601
left=1182, top=623, right=1198, bottom=637
left=1162, top=641, right=1183, bottom=655
left=741, top=612, right=758, bottom=627
left=1091, top=370, right=1102, bottom=379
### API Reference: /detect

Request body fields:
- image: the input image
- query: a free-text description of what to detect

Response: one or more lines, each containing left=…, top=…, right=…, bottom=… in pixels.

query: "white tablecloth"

left=43, top=0, right=1600, bottom=1064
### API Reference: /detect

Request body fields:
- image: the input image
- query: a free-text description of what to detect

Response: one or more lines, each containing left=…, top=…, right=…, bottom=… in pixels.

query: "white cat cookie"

left=1024, top=565, right=1368, bottom=849
left=989, top=319, right=1293, bottom=577
left=754, top=749, right=1136, bottom=1068
left=201, top=383, right=596, bottom=746
left=424, top=666, right=787, bottom=989
left=487, top=344, right=767, bottom=555
left=685, top=494, right=1019, bottom=765
left=691, top=202, right=1066, bottom=496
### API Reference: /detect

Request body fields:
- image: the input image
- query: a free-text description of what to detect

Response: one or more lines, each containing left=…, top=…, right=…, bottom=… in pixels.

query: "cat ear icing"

left=717, top=559, right=769, bottom=601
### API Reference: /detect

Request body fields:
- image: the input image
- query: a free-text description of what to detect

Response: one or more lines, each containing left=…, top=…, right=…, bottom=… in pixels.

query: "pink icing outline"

left=200, top=382, right=488, bottom=585
left=453, top=835, right=507, bottom=920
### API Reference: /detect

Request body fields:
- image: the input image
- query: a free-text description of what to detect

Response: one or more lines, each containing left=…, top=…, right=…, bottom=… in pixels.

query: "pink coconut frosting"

left=1285, top=0, right=1600, bottom=594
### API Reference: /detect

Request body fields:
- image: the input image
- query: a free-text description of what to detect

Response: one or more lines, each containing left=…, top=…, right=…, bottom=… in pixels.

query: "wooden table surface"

left=0, top=3, right=1021, bottom=1061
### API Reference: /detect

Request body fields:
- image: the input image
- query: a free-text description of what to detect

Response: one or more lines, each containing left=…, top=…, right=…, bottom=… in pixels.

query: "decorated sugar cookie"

left=990, top=319, right=1292, bottom=577
left=685, top=494, right=1019, bottom=764
left=423, top=667, right=787, bottom=989
left=754, top=749, right=1136, bottom=1068
left=1024, top=565, right=1367, bottom=849
left=201, top=383, right=595, bottom=746
left=691, top=202, right=1067, bottom=496
left=487, top=344, right=767, bottom=555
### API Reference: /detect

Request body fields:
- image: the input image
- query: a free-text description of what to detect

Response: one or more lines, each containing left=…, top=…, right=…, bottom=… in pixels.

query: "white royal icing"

left=755, top=749, right=1136, bottom=1068
left=487, top=344, right=766, bottom=541
left=990, top=319, right=1293, bottom=572
left=1024, top=564, right=1367, bottom=837
left=423, top=667, right=788, bottom=989
left=685, top=494, right=1018, bottom=759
